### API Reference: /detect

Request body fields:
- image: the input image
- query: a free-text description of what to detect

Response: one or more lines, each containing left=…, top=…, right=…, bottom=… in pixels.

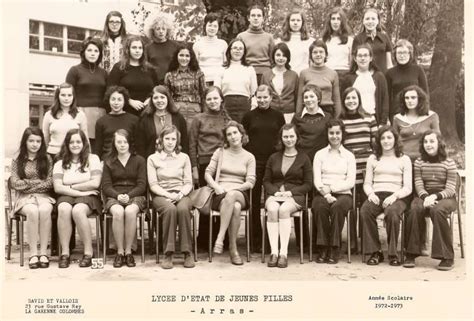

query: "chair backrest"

left=6, top=176, right=13, bottom=211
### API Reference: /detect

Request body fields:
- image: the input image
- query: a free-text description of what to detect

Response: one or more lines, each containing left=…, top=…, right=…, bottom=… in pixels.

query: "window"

left=29, top=83, right=56, bottom=129
left=29, top=20, right=100, bottom=56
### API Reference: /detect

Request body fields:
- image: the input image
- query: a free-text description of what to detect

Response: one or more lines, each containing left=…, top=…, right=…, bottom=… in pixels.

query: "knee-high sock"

left=266, top=221, right=279, bottom=255
left=279, top=218, right=292, bottom=256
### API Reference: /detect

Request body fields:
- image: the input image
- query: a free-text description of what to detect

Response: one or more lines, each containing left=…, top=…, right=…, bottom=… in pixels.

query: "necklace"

left=284, top=152, right=297, bottom=157
left=88, top=63, right=96, bottom=74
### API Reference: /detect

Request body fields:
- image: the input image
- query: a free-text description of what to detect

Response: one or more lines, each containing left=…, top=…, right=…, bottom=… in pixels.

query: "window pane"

left=30, top=105, right=40, bottom=117
left=29, top=20, right=39, bottom=34
left=29, top=36, right=39, bottom=50
left=44, top=22, right=63, bottom=37
left=44, top=38, right=63, bottom=53
left=68, top=26, right=86, bottom=41
left=68, top=40, right=82, bottom=54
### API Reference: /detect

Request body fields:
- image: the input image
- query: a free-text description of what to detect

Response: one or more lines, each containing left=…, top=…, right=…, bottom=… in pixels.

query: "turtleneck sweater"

left=296, top=65, right=342, bottom=116
left=65, top=62, right=107, bottom=107
left=281, top=33, right=314, bottom=75
left=215, top=61, right=257, bottom=97
left=237, top=28, right=274, bottom=74
left=192, top=36, right=228, bottom=83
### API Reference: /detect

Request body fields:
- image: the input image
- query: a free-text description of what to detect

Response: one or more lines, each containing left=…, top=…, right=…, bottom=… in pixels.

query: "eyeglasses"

left=108, top=20, right=122, bottom=25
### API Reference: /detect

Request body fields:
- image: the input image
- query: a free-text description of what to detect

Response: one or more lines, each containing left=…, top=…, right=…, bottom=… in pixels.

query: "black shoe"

left=113, top=254, right=124, bottom=268
left=403, top=254, right=416, bottom=268
left=79, top=255, right=92, bottom=268
left=437, top=259, right=454, bottom=271
left=125, top=254, right=136, bottom=267
left=28, top=256, right=39, bottom=269
left=38, top=255, right=50, bottom=268
left=389, top=255, right=401, bottom=266
left=277, top=255, right=288, bottom=268
left=267, top=254, right=278, bottom=268
left=58, top=255, right=70, bottom=268
left=316, top=248, right=328, bottom=264
left=367, top=251, right=384, bottom=266
left=327, top=247, right=339, bottom=264
left=161, top=253, right=173, bottom=269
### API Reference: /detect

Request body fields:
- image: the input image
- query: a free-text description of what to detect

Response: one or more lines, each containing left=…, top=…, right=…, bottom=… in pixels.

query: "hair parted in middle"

left=275, top=123, right=300, bottom=151
left=156, top=125, right=182, bottom=153
left=80, top=37, right=103, bottom=66
left=103, top=85, right=130, bottom=112
left=59, top=128, right=90, bottom=172
left=16, top=127, right=50, bottom=180
left=281, top=9, right=310, bottom=42
left=419, top=130, right=447, bottom=162
left=142, top=85, right=178, bottom=117
left=222, top=120, right=249, bottom=148
left=373, top=125, right=403, bottom=160
left=398, top=85, right=430, bottom=116
left=271, top=42, right=292, bottom=70
left=322, top=7, right=352, bottom=44
left=168, top=43, right=200, bottom=72
left=120, top=35, right=149, bottom=71
left=223, top=39, right=248, bottom=67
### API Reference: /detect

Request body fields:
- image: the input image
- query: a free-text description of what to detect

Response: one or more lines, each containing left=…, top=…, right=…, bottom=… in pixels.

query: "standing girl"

left=322, top=7, right=353, bottom=81
left=10, top=128, right=55, bottom=269
left=66, top=37, right=107, bottom=151
left=42, top=83, right=88, bottom=157
left=102, top=129, right=146, bottom=268
left=352, top=8, right=393, bottom=73
left=340, top=43, right=389, bottom=125
left=261, top=42, right=299, bottom=123
left=360, top=126, right=412, bottom=266
left=279, top=9, right=314, bottom=75
left=192, top=13, right=227, bottom=86
left=53, top=129, right=102, bottom=268
left=164, top=44, right=206, bottom=129
left=215, top=39, right=257, bottom=123
left=108, top=35, right=158, bottom=117
left=100, top=11, right=128, bottom=73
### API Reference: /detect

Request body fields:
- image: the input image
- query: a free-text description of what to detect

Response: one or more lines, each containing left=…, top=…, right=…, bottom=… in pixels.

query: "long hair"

left=167, top=43, right=200, bottom=72
left=141, top=85, right=178, bottom=117
left=101, top=11, right=127, bottom=43
left=222, top=120, right=249, bottom=148
left=103, top=85, right=130, bottom=113
left=373, top=125, right=402, bottom=160
left=360, top=8, right=383, bottom=33
left=398, top=85, right=430, bottom=116
left=104, top=129, right=134, bottom=166
left=275, top=123, right=300, bottom=151
left=156, top=125, right=182, bottom=153
left=419, top=130, right=447, bottom=162
left=271, top=42, right=292, bottom=70
left=49, top=83, right=78, bottom=119
left=349, top=43, right=379, bottom=73
left=80, top=37, right=103, bottom=66
left=58, top=129, right=90, bottom=172
left=15, top=127, right=50, bottom=180
left=281, top=9, right=310, bottom=42
left=119, top=35, right=149, bottom=71
left=223, top=39, right=249, bottom=67
left=146, top=12, right=175, bottom=43
left=322, top=7, right=352, bottom=44
left=309, top=39, right=328, bottom=63
left=341, top=87, right=367, bottom=118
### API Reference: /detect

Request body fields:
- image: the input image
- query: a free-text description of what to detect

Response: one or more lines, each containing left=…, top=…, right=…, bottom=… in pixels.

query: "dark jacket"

left=263, top=151, right=313, bottom=207
left=261, top=69, right=299, bottom=114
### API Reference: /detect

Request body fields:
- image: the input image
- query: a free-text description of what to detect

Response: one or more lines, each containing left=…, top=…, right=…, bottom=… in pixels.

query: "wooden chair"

left=208, top=190, right=252, bottom=263
left=260, top=191, right=307, bottom=264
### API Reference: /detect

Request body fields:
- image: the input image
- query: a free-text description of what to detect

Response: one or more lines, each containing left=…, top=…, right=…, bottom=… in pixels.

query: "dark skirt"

left=224, top=95, right=251, bottom=123
left=57, top=195, right=102, bottom=216
left=104, top=196, right=147, bottom=213
left=211, top=190, right=250, bottom=211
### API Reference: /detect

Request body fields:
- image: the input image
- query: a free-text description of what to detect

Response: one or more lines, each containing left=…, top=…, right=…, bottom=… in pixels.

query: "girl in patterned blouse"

left=10, top=127, right=55, bottom=269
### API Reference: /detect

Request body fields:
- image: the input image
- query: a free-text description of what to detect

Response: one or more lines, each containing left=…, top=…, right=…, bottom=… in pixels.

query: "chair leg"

left=19, top=217, right=24, bottom=267
left=7, top=218, right=13, bottom=260
left=140, top=213, right=145, bottom=263
left=347, top=210, right=351, bottom=264
left=261, top=212, right=266, bottom=263
left=208, top=214, right=213, bottom=263
left=246, top=213, right=250, bottom=263
left=308, top=209, right=313, bottom=262
left=400, top=213, right=405, bottom=264
left=192, top=210, right=197, bottom=262
left=155, top=212, right=160, bottom=264
left=95, top=216, right=101, bottom=259
left=16, top=220, right=20, bottom=245
left=457, top=202, right=464, bottom=258
left=103, top=216, right=107, bottom=263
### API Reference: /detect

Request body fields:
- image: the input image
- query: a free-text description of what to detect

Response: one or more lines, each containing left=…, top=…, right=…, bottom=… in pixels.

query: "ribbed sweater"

left=95, top=113, right=139, bottom=159
left=414, top=158, right=457, bottom=200
left=65, top=62, right=107, bottom=107
left=281, top=34, right=314, bottom=75
left=192, top=37, right=227, bottom=83
left=237, top=29, right=274, bottom=74
left=145, top=40, right=179, bottom=84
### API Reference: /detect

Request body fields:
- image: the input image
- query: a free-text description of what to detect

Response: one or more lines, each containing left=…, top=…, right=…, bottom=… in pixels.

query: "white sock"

left=279, top=218, right=292, bottom=256
left=266, top=221, right=279, bottom=255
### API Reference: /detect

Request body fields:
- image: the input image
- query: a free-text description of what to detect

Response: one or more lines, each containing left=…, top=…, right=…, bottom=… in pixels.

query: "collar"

left=301, top=107, right=325, bottom=118
left=323, top=144, right=349, bottom=155
left=361, top=31, right=381, bottom=42
left=177, top=67, right=190, bottom=74
left=394, top=110, right=435, bottom=124
left=157, top=151, right=177, bottom=160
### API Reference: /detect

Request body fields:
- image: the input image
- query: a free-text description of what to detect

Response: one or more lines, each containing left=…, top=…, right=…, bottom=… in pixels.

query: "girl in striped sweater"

left=404, top=130, right=457, bottom=271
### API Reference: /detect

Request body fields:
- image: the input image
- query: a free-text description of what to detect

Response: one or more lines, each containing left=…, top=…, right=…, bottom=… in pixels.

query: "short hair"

left=393, top=39, right=415, bottom=64
left=103, top=86, right=130, bottom=113
left=350, top=43, right=379, bottom=73
left=80, top=37, right=103, bottom=66
left=373, top=125, right=403, bottom=159
left=326, top=118, right=346, bottom=143
left=256, top=84, right=272, bottom=96
left=248, top=4, right=265, bottom=17
left=168, top=43, right=200, bottom=72
left=309, top=39, right=328, bottom=63
left=142, top=85, right=178, bottom=117
left=281, top=9, right=310, bottom=41
left=222, top=120, right=249, bottom=148
left=276, top=123, right=300, bottom=151
left=271, top=42, right=292, bottom=70
left=398, top=85, right=430, bottom=116
left=224, top=39, right=248, bottom=67
left=341, top=87, right=367, bottom=118
left=59, top=129, right=90, bottom=172
left=419, top=130, right=447, bottom=162
left=322, top=7, right=352, bottom=44
left=203, top=12, right=220, bottom=36
left=50, top=83, right=78, bottom=119
left=120, top=35, right=149, bottom=71
left=146, top=12, right=175, bottom=42
left=101, top=11, right=127, bottom=43
left=302, top=84, right=322, bottom=102
left=156, top=125, right=182, bottom=153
